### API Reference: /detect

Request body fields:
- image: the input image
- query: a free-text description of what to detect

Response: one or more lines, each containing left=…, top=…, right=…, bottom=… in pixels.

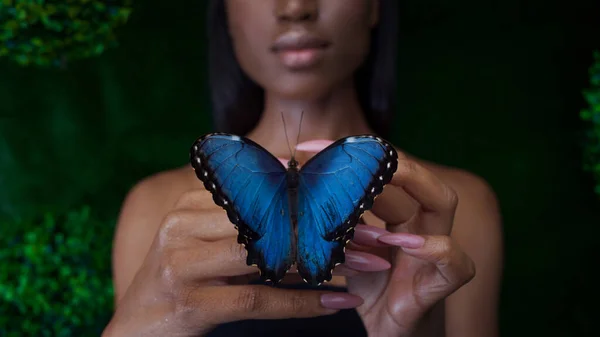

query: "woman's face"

left=225, top=0, right=378, bottom=100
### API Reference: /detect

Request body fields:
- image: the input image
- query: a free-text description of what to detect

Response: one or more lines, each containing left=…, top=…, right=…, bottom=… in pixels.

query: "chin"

left=268, top=74, right=339, bottom=101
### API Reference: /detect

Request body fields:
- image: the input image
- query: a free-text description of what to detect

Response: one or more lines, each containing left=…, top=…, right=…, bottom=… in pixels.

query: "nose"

left=275, top=0, right=318, bottom=22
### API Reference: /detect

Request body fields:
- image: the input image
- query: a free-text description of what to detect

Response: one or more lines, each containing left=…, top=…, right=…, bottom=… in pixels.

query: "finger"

left=229, top=262, right=381, bottom=282
left=285, top=264, right=360, bottom=277
left=331, top=264, right=360, bottom=277
left=160, top=209, right=238, bottom=243
left=390, top=160, right=457, bottom=215
left=284, top=249, right=390, bottom=275
left=370, top=186, right=420, bottom=228
left=194, top=285, right=363, bottom=325
left=173, top=238, right=257, bottom=282
left=341, top=250, right=391, bottom=272
left=389, top=160, right=458, bottom=234
left=351, top=224, right=392, bottom=247
left=203, top=241, right=392, bottom=278
left=174, top=189, right=220, bottom=210
left=378, top=233, right=476, bottom=286
left=277, top=263, right=371, bottom=278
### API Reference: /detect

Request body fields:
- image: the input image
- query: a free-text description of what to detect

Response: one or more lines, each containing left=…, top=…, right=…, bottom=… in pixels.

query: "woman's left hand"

left=294, top=140, right=476, bottom=337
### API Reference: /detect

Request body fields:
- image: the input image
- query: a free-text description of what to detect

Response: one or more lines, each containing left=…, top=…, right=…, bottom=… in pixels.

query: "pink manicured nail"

left=378, top=233, right=425, bottom=248
left=321, top=293, right=364, bottom=309
left=344, top=250, right=391, bottom=271
left=353, top=224, right=392, bottom=246
left=295, top=140, right=335, bottom=152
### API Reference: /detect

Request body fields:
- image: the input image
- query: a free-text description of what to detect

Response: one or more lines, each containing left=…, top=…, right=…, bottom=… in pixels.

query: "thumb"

left=201, top=285, right=363, bottom=324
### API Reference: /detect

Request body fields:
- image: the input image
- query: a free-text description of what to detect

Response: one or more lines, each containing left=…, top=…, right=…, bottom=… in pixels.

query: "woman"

left=102, top=1, right=503, bottom=336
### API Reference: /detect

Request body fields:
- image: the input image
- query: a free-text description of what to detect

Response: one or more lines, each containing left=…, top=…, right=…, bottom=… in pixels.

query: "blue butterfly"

left=189, top=133, right=398, bottom=286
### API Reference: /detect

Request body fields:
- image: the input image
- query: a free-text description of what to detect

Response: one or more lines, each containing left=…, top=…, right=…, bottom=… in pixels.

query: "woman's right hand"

left=102, top=189, right=365, bottom=337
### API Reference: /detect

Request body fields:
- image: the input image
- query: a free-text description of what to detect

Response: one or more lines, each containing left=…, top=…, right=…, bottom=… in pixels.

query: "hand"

left=296, top=140, right=476, bottom=337
left=102, top=189, right=367, bottom=337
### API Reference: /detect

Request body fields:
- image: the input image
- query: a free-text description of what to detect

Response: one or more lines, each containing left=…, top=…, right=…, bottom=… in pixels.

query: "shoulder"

left=416, top=157, right=502, bottom=228
left=413, top=157, right=503, bottom=336
left=112, top=165, right=201, bottom=303
left=121, top=165, right=200, bottom=212
left=415, top=157, right=503, bottom=261
left=117, top=165, right=201, bottom=230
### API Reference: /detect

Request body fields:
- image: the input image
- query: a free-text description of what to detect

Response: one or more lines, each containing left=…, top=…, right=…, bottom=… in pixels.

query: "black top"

left=205, top=282, right=367, bottom=337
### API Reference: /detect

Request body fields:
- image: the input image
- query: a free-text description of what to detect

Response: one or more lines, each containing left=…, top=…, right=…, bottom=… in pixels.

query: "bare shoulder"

left=414, top=156, right=504, bottom=263
left=111, top=165, right=201, bottom=303
left=414, top=157, right=503, bottom=337
left=122, top=165, right=201, bottom=212
left=416, top=157, right=502, bottom=226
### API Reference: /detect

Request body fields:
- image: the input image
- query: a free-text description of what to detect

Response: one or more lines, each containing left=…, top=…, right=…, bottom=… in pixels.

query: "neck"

left=246, top=81, right=373, bottom=158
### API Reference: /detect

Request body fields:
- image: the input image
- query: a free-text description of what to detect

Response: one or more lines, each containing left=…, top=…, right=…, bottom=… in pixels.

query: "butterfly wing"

left=296, top=135, right=398, bottom=285
left=190, top=133, right=294, bottom=284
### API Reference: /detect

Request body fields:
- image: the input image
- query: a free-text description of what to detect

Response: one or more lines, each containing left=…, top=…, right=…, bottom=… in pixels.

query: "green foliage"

left=580, top=50, right=600, bottom=196
left=0, top=0, right=133, bottom=67
left=0, top=206, right=114, bottom=336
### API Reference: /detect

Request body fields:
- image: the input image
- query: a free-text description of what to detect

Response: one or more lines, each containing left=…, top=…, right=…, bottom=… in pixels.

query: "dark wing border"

left=299, top=135, right=398, bottom=284
left=189, top=133, right=288, bottom=266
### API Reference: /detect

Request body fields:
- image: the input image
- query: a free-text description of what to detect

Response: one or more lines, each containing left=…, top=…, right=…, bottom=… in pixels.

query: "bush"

left=0, top=0, right=133, bottom=67
left=581, top=50, right=600, bottom=196
left=0, top=206, right=114, bottom=336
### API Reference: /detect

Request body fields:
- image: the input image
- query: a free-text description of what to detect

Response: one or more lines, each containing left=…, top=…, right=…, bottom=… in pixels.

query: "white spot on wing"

left=230, top=135, right=241, bottom=141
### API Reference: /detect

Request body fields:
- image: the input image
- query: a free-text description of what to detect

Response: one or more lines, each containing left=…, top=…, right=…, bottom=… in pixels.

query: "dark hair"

left=206, top=0, right=398, bottom=139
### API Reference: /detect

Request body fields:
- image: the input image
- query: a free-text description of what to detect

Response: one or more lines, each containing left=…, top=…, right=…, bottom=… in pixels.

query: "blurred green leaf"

left=0, top=206, right=114, bottom=336
left=581, top=50, right=600, bottom=196
left=0, top=0, right=134, bottom=68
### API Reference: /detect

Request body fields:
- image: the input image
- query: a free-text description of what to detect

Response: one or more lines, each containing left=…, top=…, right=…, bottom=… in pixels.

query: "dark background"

left=1, top=0, right=599, bottom=336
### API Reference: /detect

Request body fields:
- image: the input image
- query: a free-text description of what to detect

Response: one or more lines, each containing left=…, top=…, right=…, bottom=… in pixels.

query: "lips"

left=271, top=30, right=330, bottom=52
left=271, top=30, right=330, bottom=70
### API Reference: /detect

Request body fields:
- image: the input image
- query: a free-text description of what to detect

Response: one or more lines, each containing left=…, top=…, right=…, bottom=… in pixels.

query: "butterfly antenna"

left=293, top=110, right=304, bottom=158
left=281, top=112, right=293, bottom=158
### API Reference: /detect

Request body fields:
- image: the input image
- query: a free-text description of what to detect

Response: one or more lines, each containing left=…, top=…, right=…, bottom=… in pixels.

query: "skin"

left=103, top=1, right=503, bottom=336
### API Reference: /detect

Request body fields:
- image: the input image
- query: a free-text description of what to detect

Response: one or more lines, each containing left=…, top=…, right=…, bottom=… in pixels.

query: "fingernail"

left=353, top=224, right=391, bottom=246
left=295, top=140, right=335, bottom=152
left=344, top=250, right=391, bottom=271
left=355, top=224, right=390, bottom=237
left=321, top=293, right=364, bottom=309
left=332, top=264, right=360, bottom=277
left=378, top=233, right=425, bottom=248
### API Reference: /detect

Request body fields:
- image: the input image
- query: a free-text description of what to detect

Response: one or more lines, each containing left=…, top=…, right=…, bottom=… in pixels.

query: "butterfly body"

left=190, top=133, right=398, bottom=286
